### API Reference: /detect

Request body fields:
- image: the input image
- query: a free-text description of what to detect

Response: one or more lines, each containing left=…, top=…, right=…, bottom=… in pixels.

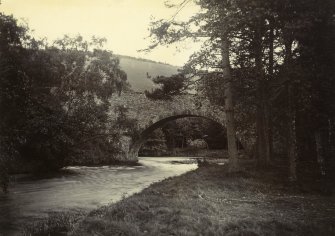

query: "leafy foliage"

left=145, top=73, right=188, bottom=100
left=0, top=13, right=132, bottom=188
left=147, top=0, right=335, bottom=179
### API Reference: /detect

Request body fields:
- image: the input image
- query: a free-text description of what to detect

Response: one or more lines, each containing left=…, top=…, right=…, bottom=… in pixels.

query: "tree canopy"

left=0, top=13, right=133, bottom=190
left=146, top=0, right=335, bottom=180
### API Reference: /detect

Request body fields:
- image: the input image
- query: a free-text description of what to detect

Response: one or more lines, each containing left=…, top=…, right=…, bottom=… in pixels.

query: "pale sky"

left=0, top=0, right=201, bottom=66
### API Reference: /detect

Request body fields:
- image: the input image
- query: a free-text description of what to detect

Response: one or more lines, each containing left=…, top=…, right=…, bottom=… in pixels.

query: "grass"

left=140, top=149, right=231, bottom=159
left=21, top=209, right=87, bottom=236
left=70, top=163, right=335, bottom=236
left=23, top=162, right=335, bottom=235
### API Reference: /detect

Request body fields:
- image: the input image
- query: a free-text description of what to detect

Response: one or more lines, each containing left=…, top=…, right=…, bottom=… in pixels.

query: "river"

left=0, top=157, right=197, bottom=235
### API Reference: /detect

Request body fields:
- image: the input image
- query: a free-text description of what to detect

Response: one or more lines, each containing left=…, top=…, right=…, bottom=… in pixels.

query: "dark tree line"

left=146, top=0, right=335, bottom=182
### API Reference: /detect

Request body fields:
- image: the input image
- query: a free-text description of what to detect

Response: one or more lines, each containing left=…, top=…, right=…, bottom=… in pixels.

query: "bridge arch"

left=128, top=111, right=227, bottom=160
left=108, top=91, right=254, bottom=162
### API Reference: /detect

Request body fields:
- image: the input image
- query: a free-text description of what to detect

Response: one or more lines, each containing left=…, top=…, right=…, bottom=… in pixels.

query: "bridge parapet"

left=109, top=91, right=226, bottom=130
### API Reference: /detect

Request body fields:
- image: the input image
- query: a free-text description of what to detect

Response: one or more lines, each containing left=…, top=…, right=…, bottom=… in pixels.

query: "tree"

left=145, top=73, right=188, bottom=100
left=0, top=14, right=131, bottom=181
left=147, top=0, right=335, bottom=182
left=0, top=13, right=29, bottom=191
left=22, top=36, right=130, bottom=168
left=221, top=33, right=239, bottom=171
left=290, top=0, right=335, bottom=182
left=146, top=0, right=241, bottom=170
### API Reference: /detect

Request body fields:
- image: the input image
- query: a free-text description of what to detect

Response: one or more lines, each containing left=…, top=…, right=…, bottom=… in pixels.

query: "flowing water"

left=0, top=157, right=197, bottom=235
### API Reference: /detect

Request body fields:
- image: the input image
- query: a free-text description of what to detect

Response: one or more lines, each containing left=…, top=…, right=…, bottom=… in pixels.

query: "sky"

left=0, top=0, right=201, bottom=66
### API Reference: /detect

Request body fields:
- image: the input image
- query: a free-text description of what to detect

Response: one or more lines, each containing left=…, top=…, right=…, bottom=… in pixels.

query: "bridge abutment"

left=114, top=136, right=138, bottom=162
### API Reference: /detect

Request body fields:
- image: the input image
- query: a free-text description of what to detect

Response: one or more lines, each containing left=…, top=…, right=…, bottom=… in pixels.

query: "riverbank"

left=23, top=162, right=335, bottom=236
left=141, top=149, right=234, bottom=159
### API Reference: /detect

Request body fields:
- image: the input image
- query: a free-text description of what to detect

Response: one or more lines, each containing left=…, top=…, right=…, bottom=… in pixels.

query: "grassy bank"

left=140, top=149, right=231, bottom=159
left=24, top=162, right=335, bottom=235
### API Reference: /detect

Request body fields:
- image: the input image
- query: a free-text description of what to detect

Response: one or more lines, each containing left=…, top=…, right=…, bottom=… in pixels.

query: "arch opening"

left=129, top=114, right=243, bottom=159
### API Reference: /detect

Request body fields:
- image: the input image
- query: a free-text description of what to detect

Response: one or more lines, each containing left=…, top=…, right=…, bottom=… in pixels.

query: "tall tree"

left=221, top=33, right=239, bottom=171
left=0, top=13, right=29, bottom=191
left=147, top=0, right=335, bottom=180
left=146, top=0, right=241, bottom=170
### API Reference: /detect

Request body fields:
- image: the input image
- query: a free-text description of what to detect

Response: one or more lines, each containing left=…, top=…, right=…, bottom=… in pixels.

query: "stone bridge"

left=108, top=91, right=252, bottom=162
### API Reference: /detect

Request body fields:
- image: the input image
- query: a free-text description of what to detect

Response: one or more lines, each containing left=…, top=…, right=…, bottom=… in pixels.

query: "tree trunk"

left=255, top=21, right=270, bottom=165
left=315, top=129, right=326, bottom=176
left=328, top=120, right=335, bottom=178
left=267, top=18, right=275, bottom=159
left=268, top=18, right=275, bottom=79
left=264, top=103, right=271, bottom=162
left=316, top=117, right=333, bottom=178
left=328, top=119, right=335, bottom=183
left=256, top=93, right=267, bottom=163
left=283, top=34, right=297, bottom=181
left=221, top=35, right=239, bottom=172
left=287, top=84, right=297, bottom=181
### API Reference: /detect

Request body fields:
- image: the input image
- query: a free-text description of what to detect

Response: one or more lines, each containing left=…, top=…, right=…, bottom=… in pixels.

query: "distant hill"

left=117, top=55, right=179, bottom=92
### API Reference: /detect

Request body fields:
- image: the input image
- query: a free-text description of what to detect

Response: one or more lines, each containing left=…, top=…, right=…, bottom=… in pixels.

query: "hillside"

left=117, top=55, right=179, bottom=92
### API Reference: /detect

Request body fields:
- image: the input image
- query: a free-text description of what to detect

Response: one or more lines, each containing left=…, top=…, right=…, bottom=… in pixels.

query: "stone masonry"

left=108, top=91, right=252, bottom=162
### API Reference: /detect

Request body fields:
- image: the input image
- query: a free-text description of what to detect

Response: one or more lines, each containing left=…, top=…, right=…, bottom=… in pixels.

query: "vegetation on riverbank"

left=140, top=149, right=230, bottom=159
left=22, top=162, right=335, bottom=235
left=21, top=210, right=87, bottom=236
left=0, top=12, right=140, bottom=183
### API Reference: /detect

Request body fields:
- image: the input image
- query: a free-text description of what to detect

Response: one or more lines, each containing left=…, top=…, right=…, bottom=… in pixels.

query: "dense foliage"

left=0, top=13, right=132, bottom=190
left=145, top=73, right=188, bottom=100
left=147, top=0, right=335, bottom=181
